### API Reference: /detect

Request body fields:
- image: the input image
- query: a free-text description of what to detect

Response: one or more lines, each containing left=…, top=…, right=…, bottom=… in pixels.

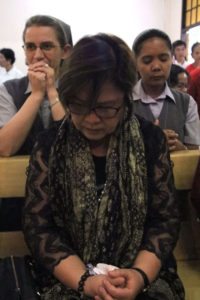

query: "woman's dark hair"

left=59, top=33, right=137, bottom=108
left=23, top=15, right=73, bottom=47
left=167, top=64, right=189, bottom=87
left=0, top=48, right=15, bottom=64
left=132, top=28, right=172, bottom=57
left=191, top=42, right=200, bottom=54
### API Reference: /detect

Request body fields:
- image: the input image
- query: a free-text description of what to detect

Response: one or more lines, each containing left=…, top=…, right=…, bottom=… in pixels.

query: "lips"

left=85, top=127, right=102, bottom=132
left=151, top=75, right=164, bottom=81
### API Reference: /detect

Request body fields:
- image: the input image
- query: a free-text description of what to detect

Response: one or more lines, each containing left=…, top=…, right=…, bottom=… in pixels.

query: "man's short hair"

left=0, top=48, right=15, bottom=64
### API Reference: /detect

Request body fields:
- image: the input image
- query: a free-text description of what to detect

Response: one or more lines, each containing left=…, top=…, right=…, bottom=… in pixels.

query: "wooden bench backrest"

left=171, top=150, right=200, bottom=261
left=0, top=156, right=29, bottom=197
left=0, top=151, right=200, bottom=258
left=0, top=156, right=30, bottom=257
left=170, top=150, right=200, bottom=190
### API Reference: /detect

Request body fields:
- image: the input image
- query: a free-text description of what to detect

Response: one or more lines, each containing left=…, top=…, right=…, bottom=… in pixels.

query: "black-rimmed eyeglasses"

left=68, top=102, right=123, bottom=119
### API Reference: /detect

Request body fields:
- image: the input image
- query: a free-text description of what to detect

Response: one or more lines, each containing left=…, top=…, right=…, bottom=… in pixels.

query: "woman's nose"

left=33, top=47, right=45, bottom=60
left=151, top=60, right=162, bottom=71
left=84, top=110, right=101, bottom=122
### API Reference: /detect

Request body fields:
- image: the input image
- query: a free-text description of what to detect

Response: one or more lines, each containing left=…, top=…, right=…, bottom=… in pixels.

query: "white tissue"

left=93, top=263, right=118, bottom=275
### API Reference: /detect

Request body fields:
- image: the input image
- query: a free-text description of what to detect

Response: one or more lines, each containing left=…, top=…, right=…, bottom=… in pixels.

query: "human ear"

left=62, top=44, right=72, bottom=59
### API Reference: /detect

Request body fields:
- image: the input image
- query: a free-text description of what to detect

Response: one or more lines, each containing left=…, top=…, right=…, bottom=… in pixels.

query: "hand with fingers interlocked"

left=85, top=268, right=144, bottom=300
left=28, top=61, right=56, bottom=99
left=84, top=272, right=126, bottom=300
left=154, top=119, right=187, bottom=151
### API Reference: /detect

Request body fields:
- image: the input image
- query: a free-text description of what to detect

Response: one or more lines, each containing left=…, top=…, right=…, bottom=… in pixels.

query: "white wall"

left=163, top=0, right=183, bottom=43
left=0, top=0, right=182, bottom=73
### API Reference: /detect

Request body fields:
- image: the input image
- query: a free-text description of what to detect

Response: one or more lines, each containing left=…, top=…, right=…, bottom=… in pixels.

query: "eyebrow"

left=142, top=52, right=170, bottom=57
left=24, top=40, right=56, bottom=44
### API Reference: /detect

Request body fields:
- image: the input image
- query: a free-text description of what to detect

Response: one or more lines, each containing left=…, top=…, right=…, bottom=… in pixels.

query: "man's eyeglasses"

left=22, top=42, right=59, bottom=52
left=68, top=102, right=123, bottom=119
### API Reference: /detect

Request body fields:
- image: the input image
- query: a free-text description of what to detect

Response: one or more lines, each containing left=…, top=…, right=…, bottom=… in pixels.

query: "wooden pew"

left=0, top=151, right=199, bottom=258
left=171, top=150, right=200, bottom=300
left=170, top=150, right=200, bottom=261
left=0, top=151, right=200, bottom=299
left=170, top=149, right=200, bottom=190
left=0, top=155, right=30, bottom=257
left=0, top=155, right=29, bottom=197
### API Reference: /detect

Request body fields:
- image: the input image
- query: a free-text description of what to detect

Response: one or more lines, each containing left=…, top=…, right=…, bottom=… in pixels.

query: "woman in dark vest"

left=0, top=15, right=72, bottom=231
left=0, top=14, right=72, bottom=156
left=132, top=29, right=200, bottom=152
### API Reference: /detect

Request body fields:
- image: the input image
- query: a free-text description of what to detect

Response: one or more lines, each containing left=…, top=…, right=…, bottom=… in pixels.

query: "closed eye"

left=159, top=54, right=171, bottom=62
left=142, top=56, right=153, bottom=64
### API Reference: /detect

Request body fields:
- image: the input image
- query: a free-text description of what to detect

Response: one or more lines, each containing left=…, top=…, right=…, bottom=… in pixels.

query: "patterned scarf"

left=48, top=105, right=147, bottom=268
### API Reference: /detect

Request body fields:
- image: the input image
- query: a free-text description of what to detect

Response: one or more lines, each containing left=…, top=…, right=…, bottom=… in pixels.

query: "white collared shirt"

left=173, top=59, right=189, bottom=69
left=133, top=80, right=175, bottom=119
left=0, top=66, right=24, bottom=84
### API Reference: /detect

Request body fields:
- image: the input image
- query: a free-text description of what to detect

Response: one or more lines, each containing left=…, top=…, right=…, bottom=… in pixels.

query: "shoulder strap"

left=170, top=89, right=190, bottom=116
left=4, top=76, right=29, bottom=109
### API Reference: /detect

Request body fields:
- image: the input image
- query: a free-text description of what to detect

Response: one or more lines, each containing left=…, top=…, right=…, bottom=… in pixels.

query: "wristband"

left=131, top=267, right=150, bottom=292
left=49, top=98, right=60, bottom=108
left=77, top=270, right=91, bottom=299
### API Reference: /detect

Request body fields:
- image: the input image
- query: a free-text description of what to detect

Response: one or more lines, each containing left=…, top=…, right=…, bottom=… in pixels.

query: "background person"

left=132, top=29, right=200, bottom=152
left=0, top=48, right=24, bottom=83
left=187, top=67, right=200, bottom=117
left=186, top=42, right=200, bottom=75
left=23, top=33, right=184, bottom=300
left=0, top=15, right=72, bottom=232
left=168, top=64, right=189, bottom=93
left=0, top=15, right=72, bottom=157
left=172, top=40, right=188, bottom=69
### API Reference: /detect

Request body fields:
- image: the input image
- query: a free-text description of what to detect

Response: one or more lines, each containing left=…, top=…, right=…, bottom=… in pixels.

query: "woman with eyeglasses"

left=0, top=15, right=72, bottom=232
left=23, top=33, right=184, bottom=300
left=0, top=14, right=72, bottom=156
left=168, top=64, right=189, bottom=93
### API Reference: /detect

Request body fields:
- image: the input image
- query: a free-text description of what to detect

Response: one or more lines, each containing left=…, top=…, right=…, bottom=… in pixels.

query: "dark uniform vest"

left=4, top=76, right=45, bottom=155
left=132, top=89, right=190, bottom=143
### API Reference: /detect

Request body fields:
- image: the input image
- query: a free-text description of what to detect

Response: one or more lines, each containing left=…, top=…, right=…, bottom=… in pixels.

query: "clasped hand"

left=85, top=268, right=144, bottom=300
left=163, top=129, right=187, bottom=151
left=28, top=61, right=56, bottom=96
left=154, top=119, right=185, bottom=151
